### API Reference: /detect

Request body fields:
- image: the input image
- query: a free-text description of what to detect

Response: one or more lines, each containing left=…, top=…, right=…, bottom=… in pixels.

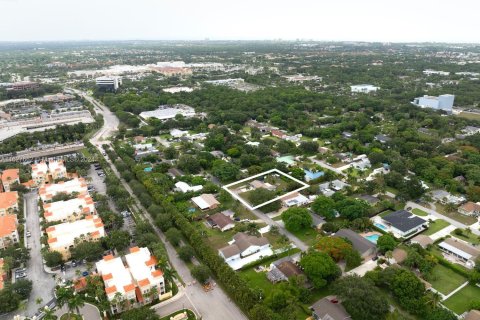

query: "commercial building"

left=39, top=178, right=88, bottom=202
left=219, top=233, right=273, bottom=270
left=7, top=81, right=39, bottom=91
left=43, top=194, right=95, bottom=223
left=412, top=94, right=454, bottom=113
left=0, top=168, right=20, bottom=192
left=423, top=69, right=450, bottom=76
left=96, top=247, right=166, bottom=314
left=46, top=215, right=105, bottom=259
left=139, top=104, right=196, bottom=121
left=0, top=191, right=19, bottom=216
left=350, top=84, right=379, bottom=93
left=96, top=76, right=122, bottom=91
left=0, top=214, right=19, bottom=249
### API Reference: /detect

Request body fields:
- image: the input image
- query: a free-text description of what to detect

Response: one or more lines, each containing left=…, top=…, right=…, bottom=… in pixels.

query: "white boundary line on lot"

left=222, top=168, right=309, bottom=210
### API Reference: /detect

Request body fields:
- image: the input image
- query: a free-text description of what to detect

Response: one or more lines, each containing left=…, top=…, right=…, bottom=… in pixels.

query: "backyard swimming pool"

left=364, top=234, right=380, bottom=243
left=374, top=222, right=388, bottom=230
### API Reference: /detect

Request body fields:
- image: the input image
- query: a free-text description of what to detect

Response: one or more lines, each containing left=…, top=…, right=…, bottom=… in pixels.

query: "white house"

left=170, top=129, right=189, bottom=138
left=174, top=181, right=203, bottom=193
left=281, top=192, right=310, bottom=207
left=219, top=233, right=273, bottom=270
left=351, top=84, right=379, bottom=93
left=381, top=210, right=428, bottom=238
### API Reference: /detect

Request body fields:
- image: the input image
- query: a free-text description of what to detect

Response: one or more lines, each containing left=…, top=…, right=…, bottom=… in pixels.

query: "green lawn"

left=443, top=285, right=480, bottom=314
left=412, top=208, right=429, bottom=216
left=289, top=227, right=320, bottom=246
left=425, top=264, right=467, bottom=295
left=60, top=314, right=82, bottom=320
left=435, top=204, right=477, bottom=225
left=379, top=210, right=394, bottom=217
left=451, top=231, right=480, bottom=245
left=423, top=219, right=450, bottom=236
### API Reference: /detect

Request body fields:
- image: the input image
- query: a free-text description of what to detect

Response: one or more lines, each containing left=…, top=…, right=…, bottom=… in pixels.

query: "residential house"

left=43, top=194, right=95, bottom=223
left=271, top=129, right=287, bottom=139
left=382, top=210, right=428, bottom=238
left=0, top=169, right=20, bottom=192
left=334, top=229, right=377, bottom=259
left=410, top=235, right=433, bottom=248
left=0, top=214, right=19, bottom=249
left=46, top=215, right=105, bottom=259
left=174, top=181, right=203, bottom=193
left=167, top=168, right=184, bottom=179
left=170, top=129, right=189, bottom=138
left=207, top=212, right=235, bottom=232
left=462, top=126, right=480, bottom=136
left=356, top=195, right=379, bottom=206
left=310, top=296, right=351, bottom=320
left=392, top=248, right=408, bottom=264
left=0, top=191, right=19, bottom=216
left=319, top=180, right=350, bottom=197
left=350, top=155, right=371, bottom=171
left=191, top=194, right=220, bottom=211
left=458, top=202, right=480, bottom=217
left=375, top=134, right=391, bottom=144
left=249, top=180, right=276, bottom=191
left=430, top=190, right=466, bottom=205
left=267, top=256, right=303, bottom=283
left=465, top=310, right=480, bottom=320
left=282, top=192, right=310, bottom=207
left=219, top=233, right=273, bottom=270
left=438, top=238, right=480, bottom=269
left=210, top=150, right=225, bottom=159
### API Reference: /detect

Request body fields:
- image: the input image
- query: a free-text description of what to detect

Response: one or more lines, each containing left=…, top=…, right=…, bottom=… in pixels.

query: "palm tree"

left=66, top=293, right=85, bottom=320
left=426, top=291, right=442, bottom=309
left=42, top=306, right=58, bottom=320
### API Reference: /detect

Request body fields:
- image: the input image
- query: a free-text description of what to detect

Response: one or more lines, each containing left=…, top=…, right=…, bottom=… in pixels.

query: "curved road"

left=74, top=89, right=248, bottom=320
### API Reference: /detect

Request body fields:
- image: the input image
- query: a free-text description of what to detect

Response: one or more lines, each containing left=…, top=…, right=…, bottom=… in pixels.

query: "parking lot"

left=88, top=163, right=106, bottom=194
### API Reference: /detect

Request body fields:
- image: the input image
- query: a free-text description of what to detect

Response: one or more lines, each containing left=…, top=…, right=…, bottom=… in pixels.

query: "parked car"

left=82, top=271, right=89, bottom=277
left=26, top=231, right=31, bottom=237
left=15, top=272, right=27, bottom=279
left=71, top=261, right=77, bottom=267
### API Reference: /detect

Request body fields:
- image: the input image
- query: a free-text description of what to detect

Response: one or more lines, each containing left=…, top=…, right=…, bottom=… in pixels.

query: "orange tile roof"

left=105, top=285, right=117, bottom=294
left=145, top=257, right=157, bottom=267
left=103, top=254, right=114, bottom=261
left=1, top=169, right=19, bottom=183
left=85, top=215, right=94, bottom=220
left=0, top=215, right=17, bottom=237
left=74, top=277, right=87, bottom=292
left=46, top=226, right=56, bottom=232
left=102, top=273, right=113, bottom=281
left=152, top=270, right=163, bottom=278
left=47, top=237, right=57, bottom=243
left=44, top=212, right=53, bottom=217
left=129, top=246, right=140, bottom=253
left=91, top=230, right=100, bottom=237
left=138, top=278, right=150, bottom=287
left=0, top=191, right=18, bottom=210
left=94, top=222, right=104, bottom=228
left=124, top=283, right=135, bottom=292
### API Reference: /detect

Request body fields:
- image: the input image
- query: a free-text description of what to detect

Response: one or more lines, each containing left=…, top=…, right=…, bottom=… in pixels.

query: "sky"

left=1, top=0, right=479, bottom=43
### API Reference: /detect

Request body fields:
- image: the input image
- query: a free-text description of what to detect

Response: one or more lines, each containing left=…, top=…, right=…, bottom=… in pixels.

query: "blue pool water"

left=365, top=234, right=380, bottom=243
left=374, top=222, right=388, bottom=230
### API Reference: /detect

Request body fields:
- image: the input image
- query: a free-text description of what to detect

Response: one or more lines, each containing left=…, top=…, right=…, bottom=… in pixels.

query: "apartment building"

left=32, top=160, right=68, bottom=186
left=0, top=169, right=20, bottom=192
left=46, top=215, right=105, bottom=259
left=0, top=191, right=19, bottom=216
left=31, top=162, right=49, bottom=186
left=39, top=178, right=88, bottom=202
left=96, top=247, right=166, bottom=314
left=0, top=214, right=19, bottom=249
left=48, top=160, right=67, bottom=180
left=43, top=194, right=95, bottom=223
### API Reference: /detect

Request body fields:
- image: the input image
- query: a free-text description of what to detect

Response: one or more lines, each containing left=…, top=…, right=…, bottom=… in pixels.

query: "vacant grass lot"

left=435, top=204, right=477, bottom=225
left=426, top=264, right=467, bottom=295
left=451, top=231, right=480, bottom=245
left=423, top=219, right=450, bottom=236
left=290, top=227, right=320, bottom=246
left=443, top=285, right=480, bottom=314
left=412, top=208, right=429, bottom=216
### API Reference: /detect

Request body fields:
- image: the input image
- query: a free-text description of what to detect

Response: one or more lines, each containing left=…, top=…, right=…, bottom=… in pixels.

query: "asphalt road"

left=23, top=192, right=56, bottom=317
left=83, top=91, right=248, bottom=320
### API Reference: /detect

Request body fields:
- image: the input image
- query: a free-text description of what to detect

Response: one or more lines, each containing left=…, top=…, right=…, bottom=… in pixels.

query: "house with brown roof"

left=207, top=212, right=235, bottom=232
left=438, top=237, right=480, bottom=269
left=459, top=202, right=480, bottom=217
left=0, top=214, right=19, bottom=249
left=410, top=234, right=434, bottom=248
left=0, top=191, right=19, bottom=216
left=267, top=255, right=303, bottom=283
left=219, top=233, right=273, bottom=270
left=465, top=310, right=480, bottom=320
left=271, top=129, right=287, bottom=139
left=0, top=169, right=20, bottom=192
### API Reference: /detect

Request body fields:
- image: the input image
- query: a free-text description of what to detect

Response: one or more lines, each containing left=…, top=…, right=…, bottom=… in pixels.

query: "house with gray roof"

left=311, top=296, right=351, bottom=320
left=219, top=233, right=273, bottom=270
left=381, top=210, right=427, bottom=237
left=334, top=229, right=377, bottom=258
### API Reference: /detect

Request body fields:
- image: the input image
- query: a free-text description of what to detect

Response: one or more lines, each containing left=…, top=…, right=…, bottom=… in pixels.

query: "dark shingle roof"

left=382, top=210, right=427, bottom=232
left=334, top=229, right=376, bottom=255
left=311, top=297, right=351, bottom=320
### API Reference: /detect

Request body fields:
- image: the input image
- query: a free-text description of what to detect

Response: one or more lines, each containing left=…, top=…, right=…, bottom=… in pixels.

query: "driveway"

left=345, top=260, right=377, bottom=277
left=23, top=192, right=56, bottom=317
left=55, top=302, right=101, bottom=320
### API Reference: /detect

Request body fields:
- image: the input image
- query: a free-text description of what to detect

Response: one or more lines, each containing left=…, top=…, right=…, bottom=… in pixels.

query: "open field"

left=443, top=284, right=480, bottom=315
left=451, top=231, right=480, bottom=245
left=426, top=264, right=467, bottom=295
left=456, top=112, right=480, bottom=121
left=435, top=204, right=477, bottom=225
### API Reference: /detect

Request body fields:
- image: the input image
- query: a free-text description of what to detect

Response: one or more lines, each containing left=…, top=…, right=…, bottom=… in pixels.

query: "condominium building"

left=0, top=169, right=20, bottom=192
left=46, top=215, right=105, bottom=259
left=0, top=214, right=19, bottom=249
left=31, top=162, right=49, bottom=186
left=96, top=76, right=122, bottom=91
left=43, top=194, right=95, bottom=223
left=0, top=191, right=19, bottom=216
left=39, top=178, right=88, bottom=202
left=96, top=247, right=166, bottom=314
left=48, top=160, right=67, bottom=180
left=32, top=160, right=67, bottom=185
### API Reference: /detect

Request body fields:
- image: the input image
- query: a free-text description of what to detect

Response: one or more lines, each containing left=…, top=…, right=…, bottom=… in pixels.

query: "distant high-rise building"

left=96, top=76, right=122, bottom=91
left=412, top=94, right=454, bottom=113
